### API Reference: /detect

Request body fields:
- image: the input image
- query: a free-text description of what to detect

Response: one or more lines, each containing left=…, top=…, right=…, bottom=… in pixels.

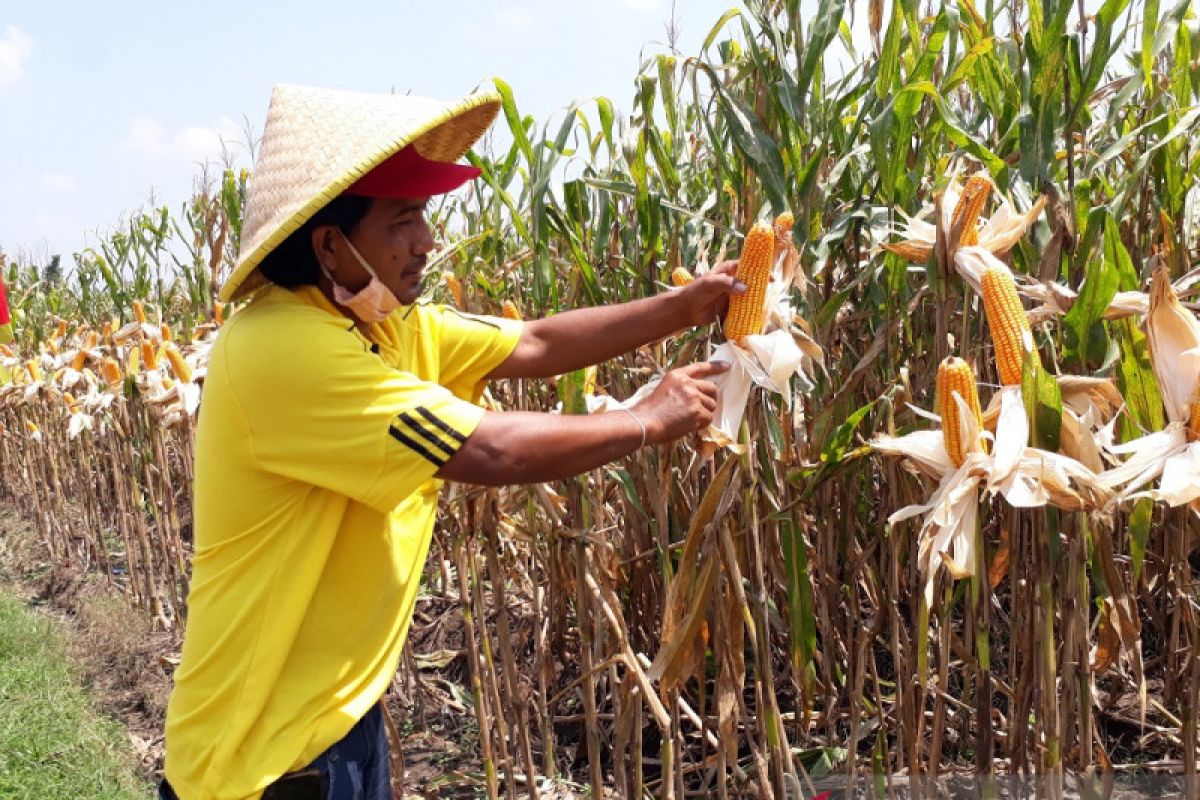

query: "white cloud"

left=121, top=115, right=242, bottom=163
left=0, top=25, right=33, bottom=87
left=496, top=5, right=535, bottom=29
left=39, top=173, right=77, bottom=193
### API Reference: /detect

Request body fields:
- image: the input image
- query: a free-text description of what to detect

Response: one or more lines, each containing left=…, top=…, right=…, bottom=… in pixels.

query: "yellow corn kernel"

left=441, top=272, right=464, bottom=308
left=937, top=357, right=985, bottom=467
left=133, top=300, right=147, bottom=325
left=981, top=266, right=1032, bottom=385
left=501, top=300, right=522, bottom=321
left=24, top=359, right=41, bottom=382
left=101, top=358, right=123, bottom=388
left=725, top=222, right=775, bottom=344
left=950, top=176, right=992, bottom=247
left=670, top=267, right=695, bottom=287
left=162, top=343, right=193, bottom=384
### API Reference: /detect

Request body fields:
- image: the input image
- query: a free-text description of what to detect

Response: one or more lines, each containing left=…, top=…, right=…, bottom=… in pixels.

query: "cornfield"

left=2, top=0, right=1200, bottom=796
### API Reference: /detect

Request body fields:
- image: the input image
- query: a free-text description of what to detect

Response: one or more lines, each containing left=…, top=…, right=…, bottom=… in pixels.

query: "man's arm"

left=487, top=262, right=743, bottom=380
left=437, top=361, right=727, bottom=485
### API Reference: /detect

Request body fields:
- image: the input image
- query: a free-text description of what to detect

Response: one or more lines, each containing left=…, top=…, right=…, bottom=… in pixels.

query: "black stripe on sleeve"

left=397, top=412, right=459, bottom=458
left=388, top=424, right=447, bottom=467
left=415, top=406, right=469, bottom=444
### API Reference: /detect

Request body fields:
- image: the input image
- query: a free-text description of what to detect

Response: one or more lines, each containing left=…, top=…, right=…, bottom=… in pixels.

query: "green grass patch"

left=0, top=589, right=150, bottom=799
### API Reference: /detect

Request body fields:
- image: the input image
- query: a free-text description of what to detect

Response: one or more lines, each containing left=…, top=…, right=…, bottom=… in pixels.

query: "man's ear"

left=310, top=225, right=339, bottom=273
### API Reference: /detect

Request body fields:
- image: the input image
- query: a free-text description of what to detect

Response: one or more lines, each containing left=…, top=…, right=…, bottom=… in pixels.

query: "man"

left=160, top=84, right=742, bottom=800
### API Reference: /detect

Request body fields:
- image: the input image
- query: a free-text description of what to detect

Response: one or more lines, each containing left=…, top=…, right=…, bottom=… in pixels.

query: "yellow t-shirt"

left=163, top=284, right=522, bottom=800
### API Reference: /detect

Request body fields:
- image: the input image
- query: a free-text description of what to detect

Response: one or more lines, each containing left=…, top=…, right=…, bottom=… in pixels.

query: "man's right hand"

left=634, top=360, right=730, bottom=444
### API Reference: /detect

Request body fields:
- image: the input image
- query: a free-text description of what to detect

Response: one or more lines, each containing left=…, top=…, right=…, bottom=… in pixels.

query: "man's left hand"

left=677, top=260, right=746, bottom=327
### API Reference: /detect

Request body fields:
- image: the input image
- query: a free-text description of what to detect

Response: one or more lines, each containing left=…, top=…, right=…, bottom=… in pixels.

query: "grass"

left=0, top=588, right=149, bottom=799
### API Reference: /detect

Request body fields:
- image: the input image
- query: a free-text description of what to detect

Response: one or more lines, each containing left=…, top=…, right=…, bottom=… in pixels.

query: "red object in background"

left=0, top=277, right=9, bottom=326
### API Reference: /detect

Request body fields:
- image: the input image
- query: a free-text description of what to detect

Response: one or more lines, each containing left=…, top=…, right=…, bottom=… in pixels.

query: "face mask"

left=320, top=231, right=402, bottom=323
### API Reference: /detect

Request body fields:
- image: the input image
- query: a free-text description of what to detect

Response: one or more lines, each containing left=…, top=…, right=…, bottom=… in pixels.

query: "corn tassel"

left=937, top=357, right=985, bottom=467
left=501, top=300, right=522, bottom=321
left=725, top=222, right=774, bottom=344
left=950, top=176, right=992, bottom=247
left=981, top=266, right=1032, bottom=386
left=670, top=267, right=694, bottom=287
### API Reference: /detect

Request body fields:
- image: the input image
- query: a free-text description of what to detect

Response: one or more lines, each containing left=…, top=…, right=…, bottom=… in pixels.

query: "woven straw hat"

left=221, top=83, right=500, bottom=302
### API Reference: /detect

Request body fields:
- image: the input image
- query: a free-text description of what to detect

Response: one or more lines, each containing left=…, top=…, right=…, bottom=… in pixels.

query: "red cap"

left=346, top=144, right=481, bottom=198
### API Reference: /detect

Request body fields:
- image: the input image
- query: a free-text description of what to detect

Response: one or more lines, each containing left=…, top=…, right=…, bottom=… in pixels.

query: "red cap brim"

left=346, top=144, right=481, bottom=198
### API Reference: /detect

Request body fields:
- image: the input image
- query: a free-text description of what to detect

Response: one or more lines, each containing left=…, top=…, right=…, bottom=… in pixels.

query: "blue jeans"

left=159, top=703, right=392, bottom=799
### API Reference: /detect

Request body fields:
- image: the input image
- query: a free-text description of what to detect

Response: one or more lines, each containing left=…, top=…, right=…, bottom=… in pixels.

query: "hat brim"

left=221, top=86, right=500, bottom=303
left=345, top=145, right=482, bottom=198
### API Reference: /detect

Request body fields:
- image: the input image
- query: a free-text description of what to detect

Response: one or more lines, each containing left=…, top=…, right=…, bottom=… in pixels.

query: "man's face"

left=328, top=196, right=434, bottom=307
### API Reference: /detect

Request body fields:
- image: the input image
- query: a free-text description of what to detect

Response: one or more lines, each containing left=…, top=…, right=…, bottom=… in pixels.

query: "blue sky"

left=0, top=0, right=750, bottom=262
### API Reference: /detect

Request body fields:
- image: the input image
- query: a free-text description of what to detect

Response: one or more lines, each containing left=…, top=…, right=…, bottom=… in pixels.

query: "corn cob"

left=670, top=267, right=695, bottom=287
left=772, top=212, right=795, bottom=257
left=1188, top=401, right=1200, bottom=443
left=162, top=343, right=193, bottom=384
left=101, top=358, right=123, bottom=388
left=52, top=320, right=68, bottom=340
left=161, top=323, right=172, bottom=342
left=937, top=357, right=985, bottom=467
left=881, top=241, right=934, bottom=263
left=71, top=332, right=100, bottom=371
left=441, top=272, right=464, bottom=308
left=141, top=339, right=159, bottom=371
left=725, top=222, right=774, bottom=344
left=133, top=300, right=147, bottom=325
left=501, top=300, right=522, bottom=321
left=950, top=176, right=992, bottom=247
left=24, top=359, right=41, bottom=382
left=981, top=266, right=1032, bottom=385
left=213, top=302, right=226, bottom=325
